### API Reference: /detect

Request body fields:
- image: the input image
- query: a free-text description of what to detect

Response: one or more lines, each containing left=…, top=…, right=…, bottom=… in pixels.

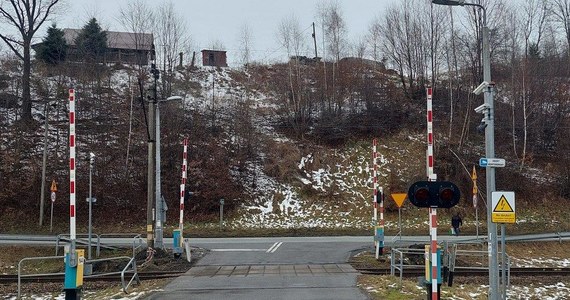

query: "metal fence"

left=19, top=233, right=144, bottom=298
left=390, top=247, right=426, bottom=281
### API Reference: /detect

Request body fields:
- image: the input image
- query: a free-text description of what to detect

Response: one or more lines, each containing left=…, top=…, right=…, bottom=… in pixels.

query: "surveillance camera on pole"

left=473, top=81, right=490, bottom=95
left=477, top=118, right=488, bottom=133
left=474, top=103, right=490, bottom=114
left=167, top=96, right=183, bottom=101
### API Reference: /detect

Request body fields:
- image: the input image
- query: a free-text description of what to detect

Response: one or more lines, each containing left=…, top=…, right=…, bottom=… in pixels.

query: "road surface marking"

left=266, top=241, right=283, bottom=253
left=210, top=249, right=267, bottom=252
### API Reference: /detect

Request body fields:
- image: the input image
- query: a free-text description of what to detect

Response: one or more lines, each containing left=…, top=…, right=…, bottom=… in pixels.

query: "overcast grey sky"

left=53, top=0, right=399, bottom=65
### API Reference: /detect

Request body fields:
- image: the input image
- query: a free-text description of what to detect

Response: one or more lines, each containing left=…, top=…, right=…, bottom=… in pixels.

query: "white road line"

left=267, top=241, right=283, bottom=253
left=210, top=249, right=267, bottom=252
left=266, top=242, right=278, bottom=253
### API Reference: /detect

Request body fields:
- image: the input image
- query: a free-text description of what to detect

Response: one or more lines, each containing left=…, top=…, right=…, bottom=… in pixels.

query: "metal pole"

left=312, top=22, right=318, bottom=59
left=475, top=205, right=479, bottom=239
left=483, top=20, right=500, bottom=300
left=40, top=102, right=49, bottom=226
left=430, top=208, right=439, bottom=300
left=146, top=70, right=157, bottom=249
left=179, top=138, right=188, bottom=235
left=430, top=3, right=496, bottom=297
left=219, top=199, right=224, bottom=231
left=501, top=224, right=507, bottom=299
left=372, top=139, right=379, bottom=259
left=50, top=201, right=54, bottom=232
left=69, top=89, right=77, bottom=259
left=426, top=86, right=438, bottom=299
left=155, top=101, right=163, bottom=249
left=472, top=166, right=479, bottom=239
left=88, top=154, right=94, bottom=260
left=398, top=207, right=402, bottom=241
left=379, top=187, right=384, bottom=256
left=65, top=88, right=79, bottom=298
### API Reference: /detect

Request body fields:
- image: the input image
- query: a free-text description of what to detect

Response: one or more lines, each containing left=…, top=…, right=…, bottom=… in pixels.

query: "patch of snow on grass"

left=511, top=257, right=570, bottom=268
left=508, top=282, right=570, bottom=300
left=298, top=154, right=313, bottom=169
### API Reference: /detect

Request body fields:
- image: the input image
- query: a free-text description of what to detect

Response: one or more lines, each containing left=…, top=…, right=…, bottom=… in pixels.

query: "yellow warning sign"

left=491, top=192, right=515, bottom=224
left=50, top=179, right=57, bottom=192
left=391, top=193, right=407, bottom=208
left=471, top=166, right=478, bottom=194
left=493, top=195, right=513, bottom=212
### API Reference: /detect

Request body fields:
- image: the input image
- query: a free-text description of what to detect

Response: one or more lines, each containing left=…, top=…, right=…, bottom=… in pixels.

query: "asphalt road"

left=146, top=236, right=373, bottom=300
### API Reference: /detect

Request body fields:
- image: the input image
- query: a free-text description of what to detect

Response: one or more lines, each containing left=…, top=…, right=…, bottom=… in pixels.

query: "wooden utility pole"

left=312, top=22, right=318, bottom=59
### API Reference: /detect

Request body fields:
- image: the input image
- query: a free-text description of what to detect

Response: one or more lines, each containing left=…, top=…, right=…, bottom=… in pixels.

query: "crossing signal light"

left=407, top=181, right=461, bottom=208
left=375, top=188, right=383, bottom=202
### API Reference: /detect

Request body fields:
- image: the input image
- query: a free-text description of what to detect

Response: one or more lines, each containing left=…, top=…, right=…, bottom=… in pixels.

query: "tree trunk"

left=22, top=38, right=32, bottom=121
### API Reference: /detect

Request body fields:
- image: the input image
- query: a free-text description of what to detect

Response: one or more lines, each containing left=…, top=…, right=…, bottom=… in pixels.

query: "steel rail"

left=354, top=267, right=570, bottom=276
left=2, top=271, right=184, bottom=284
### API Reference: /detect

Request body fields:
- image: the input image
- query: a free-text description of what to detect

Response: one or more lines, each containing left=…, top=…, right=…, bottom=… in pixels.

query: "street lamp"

left=154, top=95, right=183, bottom=249
left=88, top=152, right=95, bottom=260
left=431, top=1, right=500, bottom=299
left=146, top=60, right=160, bottom=250
left=432, top=0, right=465, bottom=5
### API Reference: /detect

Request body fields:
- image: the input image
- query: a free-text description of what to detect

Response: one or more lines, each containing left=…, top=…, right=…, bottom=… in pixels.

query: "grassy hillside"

left=0, top=60, right=569, bottom=235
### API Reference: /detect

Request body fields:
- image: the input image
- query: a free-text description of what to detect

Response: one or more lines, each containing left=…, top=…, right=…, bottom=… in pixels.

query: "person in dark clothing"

left=451, top=214, right=462, bottom=236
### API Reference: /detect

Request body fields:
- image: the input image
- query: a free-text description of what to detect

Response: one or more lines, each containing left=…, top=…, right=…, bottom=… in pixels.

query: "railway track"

left=0, top=271, right=184, bottom=284
left=354, top=267, right=570, bottom=276
left=5, top=267, right=569, bottom=283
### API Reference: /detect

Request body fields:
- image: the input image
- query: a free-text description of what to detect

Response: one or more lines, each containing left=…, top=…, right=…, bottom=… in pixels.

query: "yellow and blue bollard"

left=64, top=248, right=84, bottom=299
left=173, top=229, right=183, bottom=257
left=374, top=226, right=384, bottom=255
left=424, top=245, right=442, bottom=300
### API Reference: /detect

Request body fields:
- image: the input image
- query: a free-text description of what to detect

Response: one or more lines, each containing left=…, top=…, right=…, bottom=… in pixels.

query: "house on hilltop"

left=201, top=50, right=228, bottom=67
left=33, top=29, right=154, bottom=65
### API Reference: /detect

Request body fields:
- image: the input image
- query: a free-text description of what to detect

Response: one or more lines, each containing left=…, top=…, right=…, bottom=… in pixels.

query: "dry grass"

left=3, top=278, right=173, bottom=299
left=0, top=246, right=183, bottom=299
left=358, top=274, right=491, bottom=300
left=356, top=241, right=570, bottom=299
left=0, top=246, right=63, bottom=275
left=0, top=246, right=135, bottom=275
left=506, top=241, right=570, bottom=257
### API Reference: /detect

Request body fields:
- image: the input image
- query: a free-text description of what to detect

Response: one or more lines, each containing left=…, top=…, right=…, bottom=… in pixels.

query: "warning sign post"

left=491, top=192, right=515, bottom=224
left=391, top=193, right=407, bottom=242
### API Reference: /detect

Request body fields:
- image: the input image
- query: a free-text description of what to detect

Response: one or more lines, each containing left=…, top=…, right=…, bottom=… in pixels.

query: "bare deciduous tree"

left=277, top=14, right=311, bottom=136
left=0, top=0, right=60, bottom=122
left=318, top=0, right=346, bottom=62
left=519, top=0, right=551, bottom=168
left=375, top=1, right=424, bottom=100
left=317, top=0, right=347, bottom=115
left=155, top=0, right=189, bottom=97
left=553, top=0, right=570, bottom=56
left=238, top=23, right=253, bottom=67
left=118, top=0, right=155, bottom=69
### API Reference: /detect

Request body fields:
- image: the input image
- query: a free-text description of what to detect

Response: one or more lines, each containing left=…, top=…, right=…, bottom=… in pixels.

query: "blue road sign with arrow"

left=479, top=158, right=506, bottom=168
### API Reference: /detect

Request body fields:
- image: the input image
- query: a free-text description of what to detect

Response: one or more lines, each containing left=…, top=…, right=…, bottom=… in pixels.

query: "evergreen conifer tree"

left=75, top=18, right=107, bottom=62
left=36, top=23, right=67, bottom=65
